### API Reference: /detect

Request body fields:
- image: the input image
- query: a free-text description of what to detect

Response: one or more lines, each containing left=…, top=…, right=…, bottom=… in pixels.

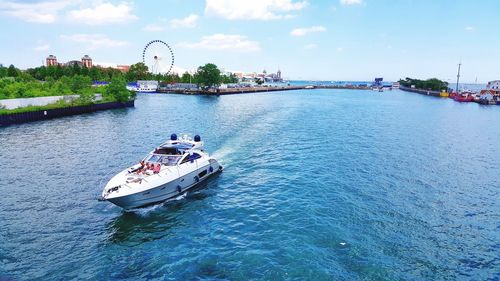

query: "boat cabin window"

left=145, top=154, right=181, bottom=166
left=180, top=153, right=201, bottom=164
left=154, top=147, right=181, bottom=155
left=146, top=154, right=161, bottom=163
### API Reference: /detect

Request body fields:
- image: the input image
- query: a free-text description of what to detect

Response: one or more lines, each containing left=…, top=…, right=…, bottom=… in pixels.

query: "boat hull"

left=453, top=97, right=474, bottom=102
left=106, top=160, right=222, bottom=210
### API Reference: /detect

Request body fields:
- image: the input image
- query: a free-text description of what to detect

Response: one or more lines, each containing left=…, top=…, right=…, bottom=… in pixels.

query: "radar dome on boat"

left=194, top=135, right=201, bottom=142
left=170, top=134, right=177, bottom=140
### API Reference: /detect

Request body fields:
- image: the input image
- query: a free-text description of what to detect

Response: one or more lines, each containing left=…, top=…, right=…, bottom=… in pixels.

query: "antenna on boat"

left=455, top=60, right=462, bottom=93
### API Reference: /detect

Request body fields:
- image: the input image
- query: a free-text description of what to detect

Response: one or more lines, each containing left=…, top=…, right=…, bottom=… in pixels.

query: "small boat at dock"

left=450, top=91, right=474, bottom=102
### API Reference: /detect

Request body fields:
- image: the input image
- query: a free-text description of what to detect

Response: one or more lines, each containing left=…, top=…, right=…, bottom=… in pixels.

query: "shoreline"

left=399, top=86, right=443, bottom=97
left=156, top=85, right=371, bottom=95
left=0, top=100, right=135, bottom=126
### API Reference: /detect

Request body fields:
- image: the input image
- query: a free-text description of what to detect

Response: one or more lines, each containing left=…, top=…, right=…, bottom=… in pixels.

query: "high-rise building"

left=46, top=55, right=58, bottom=66
left=45, top=55, right=93, bottom=67
left=81, top=55, right=92, bottom=68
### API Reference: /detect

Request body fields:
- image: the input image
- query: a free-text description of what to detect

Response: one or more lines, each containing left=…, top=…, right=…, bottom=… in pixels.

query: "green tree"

left=67, top=75, right=92, bottom=94
left=126, top=62, right=150, bottom=81
left=17, top=71, right=35, bottom=82
left=53, top=80, right=71, bottom=95
left=180, top=72, right=192, bottom=83
left=55, top=65, right=64, bottom=79
left=195, top=63, right=221, bottom=88
left=0, top=65, right=7, bottom=78
left=106, top=77, right=131, bottom=102
left=398, top=77, right=448, bottom=91
left=81, top=65, right=90, bottom=77
left=221, top=74, right=238, bottom=84
left=7, top=64, right=18, bottom=77
left=71, top=63, right=81, bottom=76
left=77, top=88, right=95, bottom=104
left=46, top=66, right=57, bottom=79
left=89, top=66, right=101, bottom=81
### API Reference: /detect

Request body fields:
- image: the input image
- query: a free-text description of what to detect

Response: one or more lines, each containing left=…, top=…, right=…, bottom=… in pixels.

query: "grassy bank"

left=0, top=77, right=134, bottom=115
left=0, top=97, right=128, bottom=115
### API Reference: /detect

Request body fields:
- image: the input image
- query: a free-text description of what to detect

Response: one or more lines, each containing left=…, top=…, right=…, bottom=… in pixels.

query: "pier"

left=399, top=86, right=442, bottom=97
left=156, top=84, right=371, bottom=95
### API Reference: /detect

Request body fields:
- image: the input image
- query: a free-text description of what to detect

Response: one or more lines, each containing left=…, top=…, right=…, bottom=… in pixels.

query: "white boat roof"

left=159, top=134, right=203, bottom=150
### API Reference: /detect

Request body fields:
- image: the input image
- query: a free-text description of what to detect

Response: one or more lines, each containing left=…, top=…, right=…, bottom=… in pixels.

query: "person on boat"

left=131, top=161, right=145, bottom=174
left=153, top=163, right=161, bottom=174
left=139, top=162, right=152, bottom=174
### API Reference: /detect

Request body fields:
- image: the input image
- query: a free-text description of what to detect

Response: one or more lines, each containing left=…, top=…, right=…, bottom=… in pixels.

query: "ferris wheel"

left=142, top=40, right=175, bottom=75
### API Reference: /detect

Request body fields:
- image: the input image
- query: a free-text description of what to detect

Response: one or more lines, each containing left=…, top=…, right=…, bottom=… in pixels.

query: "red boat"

left=451, top=91, right=474, bottom=102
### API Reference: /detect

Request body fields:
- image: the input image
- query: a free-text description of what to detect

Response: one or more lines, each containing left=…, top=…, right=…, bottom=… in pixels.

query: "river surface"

left=0, top=90, right=498, bottom=280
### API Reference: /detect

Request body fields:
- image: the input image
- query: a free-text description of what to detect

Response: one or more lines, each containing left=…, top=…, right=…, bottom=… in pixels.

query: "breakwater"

left=399, top=86, right=442, bottom=97
left=0, top=100, right=134, bottom=126
left=316, top=85, right=370, bottom=90
left=157, top=84, right=371, bottom=95
left=157, top=86, right=306, bottom=95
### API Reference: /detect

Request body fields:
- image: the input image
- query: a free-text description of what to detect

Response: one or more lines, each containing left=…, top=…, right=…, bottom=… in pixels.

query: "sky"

left=0, top=0, right=498, bottom=82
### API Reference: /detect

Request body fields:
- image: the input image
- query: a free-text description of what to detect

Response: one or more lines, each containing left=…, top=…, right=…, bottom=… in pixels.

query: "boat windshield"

left=145, top=154, right=181, bottom=166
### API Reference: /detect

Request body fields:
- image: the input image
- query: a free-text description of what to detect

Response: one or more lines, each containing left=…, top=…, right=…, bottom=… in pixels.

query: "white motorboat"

left=101, top=134, right=223, bottom=210
left=126, top=80, right=159, bottom=93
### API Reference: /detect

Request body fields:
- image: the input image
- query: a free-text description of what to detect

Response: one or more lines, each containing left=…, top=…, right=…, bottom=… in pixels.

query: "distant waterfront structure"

left=486, top=80, right=500, bottom=90
left=478, top=80, right=500, bottom=104
left=480, top=80, right=500, bottom=96
left=115, top=65, right=130, bottom=72
left=81, top=55, right=92, bottom=68
left=46, top=55, right=57, bottom=66
left=265, top=68, right=283, bottom=82
left=45, top=54, right=93, bottom=68
left=43, top=54, right=130, bottom=72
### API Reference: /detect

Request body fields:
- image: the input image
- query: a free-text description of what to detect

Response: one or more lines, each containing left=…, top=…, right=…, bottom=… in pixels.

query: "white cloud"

left=178, top=34, right=260, bottom=52
left=0, top=0, right=70, bottom=23
left=205, top=0, right=308, bottom=20
left=143, top=24, right=165, bottom=32
left=465, top=26, right=474, bottom=31
left=33, top=44, right=50, bottom=52
left=290, top=26, right=326, bottom=36
left=304, top=43, right=317, bottom=49
left=170, top=14, right=198, bottom=28
left=340, top=0, right=363, bottom=5
left=67, top=2, right=138, bottom=25
left=61, top=34, right=128, bottom=50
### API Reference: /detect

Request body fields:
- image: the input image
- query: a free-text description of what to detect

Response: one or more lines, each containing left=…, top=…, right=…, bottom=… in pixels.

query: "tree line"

left=0, top=64, right=132, bottom=103
left=0, top=62, right=236, bottom=101
left=398, top=77, right=449, bottom=91
left=0, top=62, right=237, bottom=86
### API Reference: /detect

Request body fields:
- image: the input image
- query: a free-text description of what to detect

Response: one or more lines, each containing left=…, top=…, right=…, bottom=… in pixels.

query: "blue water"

left=0, top=90, right=499, bottom=280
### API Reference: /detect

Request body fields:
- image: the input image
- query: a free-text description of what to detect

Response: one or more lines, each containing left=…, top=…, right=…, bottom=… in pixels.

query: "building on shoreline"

left=46, top=55, right=57, bottom=66
left=44, top=55, right=131, bottom=72
left=478, top=80, right=500, bottom=104
left=45, top=55, right=93, bottom=68
left=229, top=69, right=283, bottom=83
